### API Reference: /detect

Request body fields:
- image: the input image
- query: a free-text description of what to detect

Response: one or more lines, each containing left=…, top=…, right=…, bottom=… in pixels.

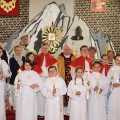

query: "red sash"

left=35, top=53, right=57, bottom=67
left=19, top=64, right=43, bottom=75
left=100, top=64, right=110, bottom=76
left=70, top=56, right=92, bottom=70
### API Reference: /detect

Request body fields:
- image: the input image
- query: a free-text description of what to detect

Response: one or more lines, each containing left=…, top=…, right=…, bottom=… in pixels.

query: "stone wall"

left=74, top=0, right=120, bottom=53
left=0, top=0, right=29, bottom=42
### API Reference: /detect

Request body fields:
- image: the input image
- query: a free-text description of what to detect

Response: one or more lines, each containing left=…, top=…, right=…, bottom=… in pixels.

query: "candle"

left=18, top=69, right=21, bottom=83
left=86, top=71, right=90, bottom=99
left=111, top=68, right=115, bottom=80
left=52, top=76, right=56, bottom=89
left=17, top=69, right=21, bottom=90
left=111, top=68, right=115, bottom=90
left=112, top=68, right=114, bottom=71
left=96, top=73, right=100, bottom=94
left=87, top=90, right=90, bottom=99
left=96, top=73, right=99, bottom=79
left=87, top=71, right=90, bottom=86
left=0, top=60, right=4, bottom=78
left=96, top=73, right=99, bottom=84
left=0, top=60, right=4, bottom=71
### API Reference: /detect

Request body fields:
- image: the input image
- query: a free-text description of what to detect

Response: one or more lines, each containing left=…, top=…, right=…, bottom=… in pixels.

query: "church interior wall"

left=0, top=0, right=119, bottom=52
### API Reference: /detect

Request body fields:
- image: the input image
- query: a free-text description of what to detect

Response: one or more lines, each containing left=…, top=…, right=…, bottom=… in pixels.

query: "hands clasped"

left=94, top=86, right=103, bottom=94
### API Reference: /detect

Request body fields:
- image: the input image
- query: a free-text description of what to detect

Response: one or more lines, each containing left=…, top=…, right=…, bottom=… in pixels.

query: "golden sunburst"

left=42, top=25, right=62, bottom=47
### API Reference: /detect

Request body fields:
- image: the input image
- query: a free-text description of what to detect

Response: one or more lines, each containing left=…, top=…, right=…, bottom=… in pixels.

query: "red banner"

left=0, top=0, right=18, bottom=16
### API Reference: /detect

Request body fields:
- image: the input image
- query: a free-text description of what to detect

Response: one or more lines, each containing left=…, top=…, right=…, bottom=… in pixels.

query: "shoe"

left=38, top=115, right=44, bottom=118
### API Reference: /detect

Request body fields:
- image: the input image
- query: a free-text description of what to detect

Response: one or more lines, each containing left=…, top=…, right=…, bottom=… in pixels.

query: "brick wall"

left=0, top=0, right=29, bottom=42
left=74, top=0, right=120, bottom=53
left=0, top=0, right=120, bottom=52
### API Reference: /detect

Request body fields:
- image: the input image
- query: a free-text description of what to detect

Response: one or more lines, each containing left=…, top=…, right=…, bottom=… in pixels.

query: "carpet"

left=6, top=109, right=69, bottom=120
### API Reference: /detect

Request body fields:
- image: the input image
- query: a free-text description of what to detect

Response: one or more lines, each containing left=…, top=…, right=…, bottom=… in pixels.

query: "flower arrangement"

left=49, top=46, right=58, bottom=54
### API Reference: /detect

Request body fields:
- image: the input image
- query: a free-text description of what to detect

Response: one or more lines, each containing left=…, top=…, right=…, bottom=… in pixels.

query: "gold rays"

left=42, top=26, right=62, bottom=47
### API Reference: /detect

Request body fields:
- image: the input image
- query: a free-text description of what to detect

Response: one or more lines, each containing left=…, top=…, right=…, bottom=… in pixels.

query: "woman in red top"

left=19, top=52, right=43, bottom=75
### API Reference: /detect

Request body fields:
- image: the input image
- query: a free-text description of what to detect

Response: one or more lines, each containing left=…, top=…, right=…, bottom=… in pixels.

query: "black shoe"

left=38, top=115, right=44, bottom=118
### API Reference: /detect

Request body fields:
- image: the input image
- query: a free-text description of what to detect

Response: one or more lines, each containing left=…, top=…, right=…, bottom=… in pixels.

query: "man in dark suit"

left=9, top=45, right=25, bottom=110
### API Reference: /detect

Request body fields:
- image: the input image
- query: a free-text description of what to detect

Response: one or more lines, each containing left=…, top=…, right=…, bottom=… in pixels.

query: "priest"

left=41, top=66, right=67, bottom=120
left=107, top=53, right=120, bottom=120
left=57, top=45, right=76, bottom=106
left=35, top=43, right=57, bottom=117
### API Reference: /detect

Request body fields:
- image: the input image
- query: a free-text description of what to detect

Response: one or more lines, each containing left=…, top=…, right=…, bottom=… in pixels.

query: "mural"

left=90, top=29, right=115, bottom=58
left=3, top=2, right=115, bottom=58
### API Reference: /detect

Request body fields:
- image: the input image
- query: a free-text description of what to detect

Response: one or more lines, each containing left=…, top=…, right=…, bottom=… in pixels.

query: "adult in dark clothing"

left=9, top=45, right=25, bottom=110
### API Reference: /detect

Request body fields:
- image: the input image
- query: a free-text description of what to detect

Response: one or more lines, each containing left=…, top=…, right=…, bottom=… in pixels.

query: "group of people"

left=0, top=42, right=120, bottom=120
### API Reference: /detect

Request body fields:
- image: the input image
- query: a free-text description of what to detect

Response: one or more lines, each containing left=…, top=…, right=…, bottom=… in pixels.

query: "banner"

left=0, top=0, right=18, bottom=16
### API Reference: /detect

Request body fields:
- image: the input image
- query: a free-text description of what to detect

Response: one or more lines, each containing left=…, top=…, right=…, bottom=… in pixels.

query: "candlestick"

left=111, top=68, right=115, bottom=90
left=119, top=70, right=120, bottom=83
left=18, top=69, right=21, bottom=83
left=96, top=73, right=100, bottom=94
left=87, top=90, right=90, bottom=99
left=52, top=76, right=56, bottom=89
left=0, top=60, right=3, bottom=78
left=0, top=60, right=4, bottom=72
left=86, top=71, right=90, bottom=99
left=87, top=71, right=90, bottom=86
left=111, top=68, right=115, bottom=80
